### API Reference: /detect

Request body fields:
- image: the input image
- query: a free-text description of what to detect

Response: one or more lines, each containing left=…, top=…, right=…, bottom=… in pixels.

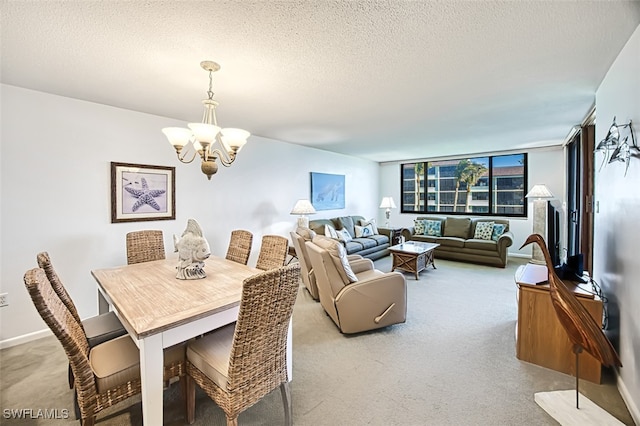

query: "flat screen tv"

left=547, top=201, right=561, bottom=267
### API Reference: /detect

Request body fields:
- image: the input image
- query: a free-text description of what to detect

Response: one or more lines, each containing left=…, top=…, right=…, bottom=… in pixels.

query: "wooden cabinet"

left=515, top=264, right=603, bottom=383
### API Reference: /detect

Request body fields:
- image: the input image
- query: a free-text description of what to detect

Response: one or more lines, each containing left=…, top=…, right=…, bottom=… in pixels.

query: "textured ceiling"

left=2, top=1, right=639, bottom=162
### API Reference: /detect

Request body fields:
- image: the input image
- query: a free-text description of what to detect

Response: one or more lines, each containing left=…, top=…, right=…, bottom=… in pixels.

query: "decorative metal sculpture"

left=595, top=116, right=637, bottom=176
left=520, top=234, right=622, bottom=408
left=173, top=219, right=211, bottom=279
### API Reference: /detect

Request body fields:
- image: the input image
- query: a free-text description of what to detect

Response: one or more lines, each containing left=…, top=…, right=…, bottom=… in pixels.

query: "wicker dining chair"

left=37, top=252, right=127, bottom=388
left=185, top=263, right=301, bottom=425
left=24, top=268, right=185, bottom=426
left=225, top=230, right=253, bottom=265
left=126, top=230, right=166, bottom=264
left=255, top=235, right=289, bottom=271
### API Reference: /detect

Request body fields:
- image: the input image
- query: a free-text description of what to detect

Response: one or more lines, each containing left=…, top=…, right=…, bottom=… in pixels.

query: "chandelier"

left=162, top=61, right=250, bottom=180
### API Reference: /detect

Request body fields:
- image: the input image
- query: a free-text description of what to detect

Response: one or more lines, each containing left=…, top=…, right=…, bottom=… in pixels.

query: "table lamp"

left=525, top=184, right=554, bottom=264
left=290, top=199, right=316, bottom=228
left=379, top=196, right=397, bottom=227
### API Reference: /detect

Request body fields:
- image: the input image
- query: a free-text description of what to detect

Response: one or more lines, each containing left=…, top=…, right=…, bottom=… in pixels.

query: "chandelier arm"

left=176, top=146, right=198, bottom=164
left=209, top=148, right=236, bottom=167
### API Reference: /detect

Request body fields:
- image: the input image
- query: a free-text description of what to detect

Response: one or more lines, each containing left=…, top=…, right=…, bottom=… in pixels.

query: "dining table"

left=91, top=255, right=293, bottom=425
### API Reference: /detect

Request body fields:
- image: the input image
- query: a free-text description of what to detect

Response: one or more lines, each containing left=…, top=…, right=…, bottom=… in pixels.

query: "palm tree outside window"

left=400, top=153, right=527, bottom=217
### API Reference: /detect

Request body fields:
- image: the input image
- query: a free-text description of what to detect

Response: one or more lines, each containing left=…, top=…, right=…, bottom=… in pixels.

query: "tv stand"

left=514, top=263, right=603, bottom=383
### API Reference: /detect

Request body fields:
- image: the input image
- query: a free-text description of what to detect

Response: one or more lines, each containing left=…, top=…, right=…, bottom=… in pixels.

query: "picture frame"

left=111, top=162, right=175, bottom=223
left=310, top=172, right=345, bottom=210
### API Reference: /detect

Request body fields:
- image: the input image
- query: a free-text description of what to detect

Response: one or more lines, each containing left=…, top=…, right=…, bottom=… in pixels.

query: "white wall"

left=593, top=24, right=640, bottom=423
left=378, top=147, right=566, bottom=258
left=0, top=84, right=379, bottom=345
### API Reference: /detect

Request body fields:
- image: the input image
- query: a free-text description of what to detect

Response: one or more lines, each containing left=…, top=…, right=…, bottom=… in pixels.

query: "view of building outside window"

left=401, top=154, right=526, bottom=217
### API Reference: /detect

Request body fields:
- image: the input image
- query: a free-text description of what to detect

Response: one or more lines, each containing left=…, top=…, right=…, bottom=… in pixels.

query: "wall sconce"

left=379, top=196, right=397, bottom=227
left=525, top=184, right=554, bottom=264
left=290, top=199, right=316, bottom=228
left=162, top=61, right=250, bottom=180
left=595, top=116, right=637, bottom=176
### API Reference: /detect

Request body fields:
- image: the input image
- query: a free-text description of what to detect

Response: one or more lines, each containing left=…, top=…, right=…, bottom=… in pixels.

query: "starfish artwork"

left=124, top=177, right=166, bottom=212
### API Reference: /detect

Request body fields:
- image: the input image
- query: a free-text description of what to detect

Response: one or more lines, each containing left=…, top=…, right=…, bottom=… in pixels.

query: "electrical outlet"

left=0, top=292, right=8, bottom=307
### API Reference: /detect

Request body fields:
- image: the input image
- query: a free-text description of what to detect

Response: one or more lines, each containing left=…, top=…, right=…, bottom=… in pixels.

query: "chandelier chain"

left=207, top=70, right=215, bottom=100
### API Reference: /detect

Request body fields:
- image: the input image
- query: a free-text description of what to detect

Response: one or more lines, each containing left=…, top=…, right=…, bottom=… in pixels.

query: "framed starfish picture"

left=111, top=162, right=175, bottom=223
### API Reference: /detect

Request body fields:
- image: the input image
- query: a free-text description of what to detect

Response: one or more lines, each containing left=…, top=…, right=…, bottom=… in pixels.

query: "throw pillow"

left=296, top=227, right=317, bottom=241
left=414, top=219, right=426, bottom=235
left=312, top=235, right=358, bottom=284
left=423, top=220, right=442, bottom=236
left=335, top=216, right=355, bottom=238
left=337, top=228, right=353, bottom=243
left=324, top=224, right=339, bottom=239
left=492, top=223, right=506, bottom=241
left=355, top=224, right=374, bottom=238
left=360, top=218, right=379, bottom=235
left=474, top=221, right=495, bottom=240
left=443, top=217, right=471, bottom=238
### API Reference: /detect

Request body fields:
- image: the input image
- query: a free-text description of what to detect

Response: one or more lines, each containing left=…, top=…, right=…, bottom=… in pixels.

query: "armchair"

left=306, top=235, right=407, bottom=334
left=290, top=227, right=363, bottom=301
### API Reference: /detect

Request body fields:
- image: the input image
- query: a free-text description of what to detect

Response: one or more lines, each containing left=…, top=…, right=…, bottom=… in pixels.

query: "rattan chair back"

left=37, top=252, right=127, bottom=388
left=186, top=263, right=301, bottom=425
left=255, top=235, right=289, bottom=271
left=36, top=252, right=84, bottom=327
left=126, top=230, right=166, bottom=264
left=225, top=229, right=253, bottom=265
left=24, top=268, right=117, bottom=425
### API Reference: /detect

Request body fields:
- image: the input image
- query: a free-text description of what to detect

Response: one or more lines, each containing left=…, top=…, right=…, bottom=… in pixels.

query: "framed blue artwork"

left=310, top=172, right=345, bottom=210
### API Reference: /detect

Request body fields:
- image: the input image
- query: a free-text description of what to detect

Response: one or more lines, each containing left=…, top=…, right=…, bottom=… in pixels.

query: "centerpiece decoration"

left=173, top=219, right=211, bottom=279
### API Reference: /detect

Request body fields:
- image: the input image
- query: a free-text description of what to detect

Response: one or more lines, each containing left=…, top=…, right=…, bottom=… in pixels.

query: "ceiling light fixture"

left=162, top=61, right=250, bottom=180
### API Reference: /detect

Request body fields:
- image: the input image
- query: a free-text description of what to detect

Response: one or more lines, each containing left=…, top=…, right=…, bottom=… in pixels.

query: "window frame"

left=400, top=153, right=528, bottom=218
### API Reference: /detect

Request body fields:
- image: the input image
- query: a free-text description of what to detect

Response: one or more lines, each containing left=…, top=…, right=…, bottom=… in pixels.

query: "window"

left=401, top=153, right=527, bottom=217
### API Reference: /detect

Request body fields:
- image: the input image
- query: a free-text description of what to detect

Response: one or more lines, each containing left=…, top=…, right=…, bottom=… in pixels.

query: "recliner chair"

left=306, top=235, right=407, bottom=334
left=291, top=228, right=364, bottom=301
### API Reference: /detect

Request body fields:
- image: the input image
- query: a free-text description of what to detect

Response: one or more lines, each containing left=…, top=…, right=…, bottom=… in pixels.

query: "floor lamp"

left=525, top=184, right=554, bottom=264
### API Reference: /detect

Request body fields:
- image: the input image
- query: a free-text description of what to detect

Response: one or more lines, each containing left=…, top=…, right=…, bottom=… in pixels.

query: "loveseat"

left=401, top=216, right=513, bottom=268
left=309, top=215, right=390, bottom=260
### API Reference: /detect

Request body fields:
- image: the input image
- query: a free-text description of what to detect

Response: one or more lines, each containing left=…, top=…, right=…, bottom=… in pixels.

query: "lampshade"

left=221, top=128, right=250, bottom=152
left=525, top=184, right=554, bottom=199
left=162, top=127, right=192, bottom=147
left=188, top=122, right=221, bottom=144
left=379, top=197, right=397, bottom=209
left=290, top=199, right=316, bottom=215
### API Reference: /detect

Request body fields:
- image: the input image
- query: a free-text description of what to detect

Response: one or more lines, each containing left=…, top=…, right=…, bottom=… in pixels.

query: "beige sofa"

left=309, top=215, right=390, bottom=260
left=306, top=235, right=407, bottom=334
left=401, top=216, right=513, bottom=268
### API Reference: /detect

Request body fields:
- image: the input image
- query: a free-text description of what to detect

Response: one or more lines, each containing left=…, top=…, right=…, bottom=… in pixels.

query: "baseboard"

left=509, top=253, right=531, bottom=259
left=617, top=374, right=640, bottom=426
left=0, top=328, right=51, bottom=349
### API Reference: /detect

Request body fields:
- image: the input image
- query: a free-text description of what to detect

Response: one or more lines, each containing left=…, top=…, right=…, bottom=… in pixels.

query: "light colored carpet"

left=1, top=256, right=634, bottom=425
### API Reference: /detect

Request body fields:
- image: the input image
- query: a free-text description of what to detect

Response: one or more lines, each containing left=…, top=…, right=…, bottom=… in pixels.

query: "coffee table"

left=389, top=242, right=439, bottom=279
